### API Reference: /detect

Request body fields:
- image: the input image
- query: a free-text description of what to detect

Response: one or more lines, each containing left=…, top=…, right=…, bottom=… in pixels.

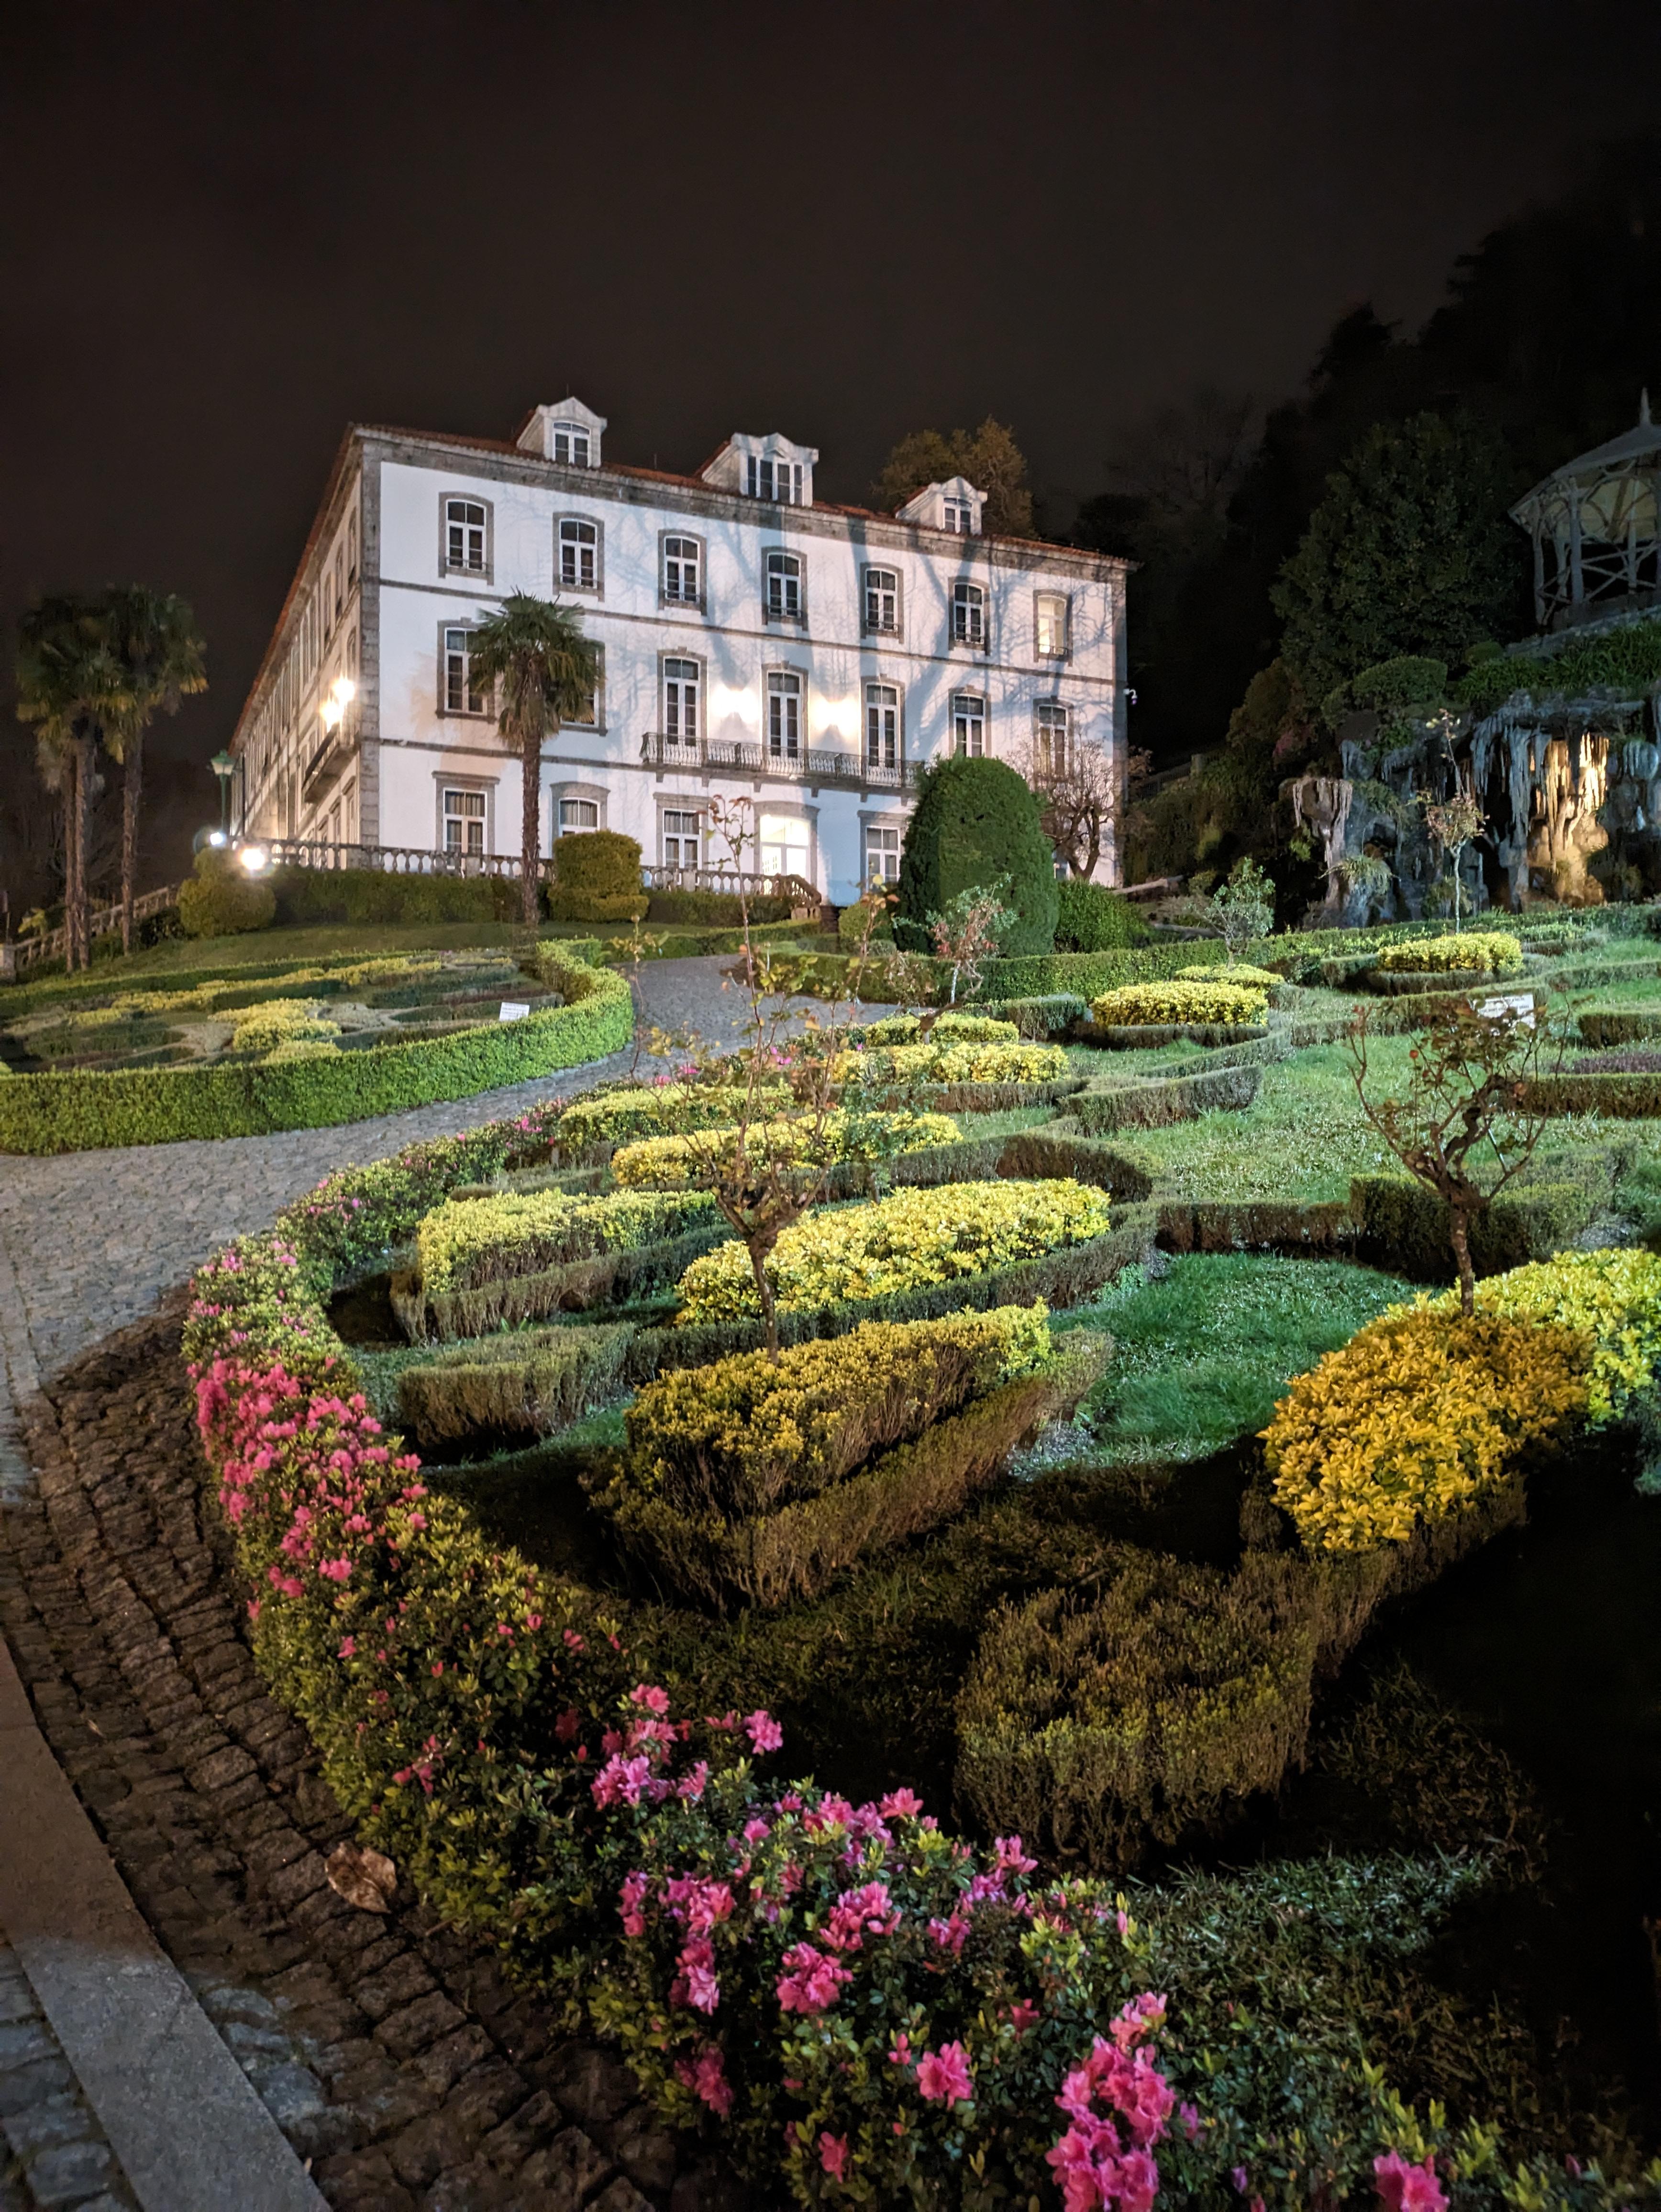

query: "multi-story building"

left=229, top=398, right=1130, bottom=901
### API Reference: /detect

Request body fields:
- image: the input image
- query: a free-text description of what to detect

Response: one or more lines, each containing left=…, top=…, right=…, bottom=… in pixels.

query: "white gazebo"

left=1511, top=395, right=1661, bottom=629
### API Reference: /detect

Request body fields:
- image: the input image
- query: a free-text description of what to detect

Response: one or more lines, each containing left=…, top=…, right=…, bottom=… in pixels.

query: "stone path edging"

left=0, top=1636, right=327, bottom=2212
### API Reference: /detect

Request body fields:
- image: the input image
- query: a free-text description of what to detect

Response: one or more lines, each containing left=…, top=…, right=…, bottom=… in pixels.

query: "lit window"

left=551, top=424, right=590, bottom=466
left=559, top=517, right=598, bottom=591
left=663, top=657, right=701, bottom=750
left=442, top=787, right=486, bottom=856
left=865, top=682, right=899, bottom=770
left=767, top=671, right=802, bottom=761
left=864, top=567, right=899, bottom=633
left=864, top=825, right=901, bottom=884
left=765, top=550, right=803, bottom=619
left=444, top=498, right=487, bottom=574
left=952, top=581, right=986, bottom=646
left=663, top=809, right=700, bottom=869
left=1035, top=700, right=1070, bottom=778
left=443, top=628, right=486, bottom=714
left=943, top=498, right=975, bottom=534
left=759, top=813, right=811, bottom=878
left=663, top=535, right=702, bottom=604
left=1036, top=594, right=1070, bottom=657
left=558, top=798, right=599, bottom=832
left=746, top=454, right=803, bottom=503
left=952, top=693, right=986, bottom=757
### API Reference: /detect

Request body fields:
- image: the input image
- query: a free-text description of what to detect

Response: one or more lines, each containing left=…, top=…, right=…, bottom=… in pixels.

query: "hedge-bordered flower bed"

left=0, top=951, right=631, bottom=1153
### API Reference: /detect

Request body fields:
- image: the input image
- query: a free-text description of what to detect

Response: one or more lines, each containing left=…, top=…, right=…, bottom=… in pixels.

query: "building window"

left=663, top=534, right=703, bottom=605
left=767, top=671, right=802, bottom=761
left=759, top=812, right=811, bottom=879
left=662, top=809, right=700, bottom=869
left=444, top=497, right=488, bottom=575
left=442, top=627, right=487, bottom=714
left=347, top=517, right=358, bottom=582
left=442, top=787, right=486, bottom=856
left=558, top=516, right=599, bottom=592
left=943, top=498, right=976, bottom=534
left=1034, top=700, right=1070, bottom=778
left=863, top=566, right=899, bottom=634
left=765, top=550, right=803, bottom=620
left=952, top=581, right=986, bottom=647
left=663, top=657, right=701, bottom=750
left=864, top=824, right=901, bottom=885
left=551, top=423, right=591, bottom=466
left=952, top=693, right=986, bottom=758
left=865, top=682, right=899, bottom=770
left=746, top=454, right=803, bottom=504
left=558, top=798, right=599, bottom=832
left=1035, top=593, right=1070, bottom=658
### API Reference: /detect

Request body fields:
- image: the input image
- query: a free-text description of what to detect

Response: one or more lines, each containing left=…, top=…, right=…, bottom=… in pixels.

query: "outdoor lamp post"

left=210, top=749, right=236, bottom=837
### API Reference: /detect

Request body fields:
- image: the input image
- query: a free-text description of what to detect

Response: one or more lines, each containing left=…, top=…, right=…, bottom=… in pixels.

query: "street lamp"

left=210, top=749, right=236, bottom=838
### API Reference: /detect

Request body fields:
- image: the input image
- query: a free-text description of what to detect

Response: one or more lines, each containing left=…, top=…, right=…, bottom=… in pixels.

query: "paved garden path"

left=0, top=954, right=843, bottom=2212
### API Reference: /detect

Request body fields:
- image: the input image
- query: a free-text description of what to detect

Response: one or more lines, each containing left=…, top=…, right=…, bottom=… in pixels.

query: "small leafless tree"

left=1347, top=998, right=1554, bottom=1314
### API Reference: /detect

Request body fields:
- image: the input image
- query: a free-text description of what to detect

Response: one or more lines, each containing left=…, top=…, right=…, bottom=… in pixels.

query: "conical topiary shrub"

left=895, top=756, right=1058, bottom=957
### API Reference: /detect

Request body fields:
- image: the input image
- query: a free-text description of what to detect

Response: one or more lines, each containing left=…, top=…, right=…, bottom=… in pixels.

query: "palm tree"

left=103, top=588, right=208, bottom=952
left=15, top=597, right=131, bottom=970
left=463, top=592, right=600, bottom=930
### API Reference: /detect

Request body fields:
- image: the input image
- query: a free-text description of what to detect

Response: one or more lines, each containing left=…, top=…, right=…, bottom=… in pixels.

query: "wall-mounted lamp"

left=320, top=676, right=357, bottom=734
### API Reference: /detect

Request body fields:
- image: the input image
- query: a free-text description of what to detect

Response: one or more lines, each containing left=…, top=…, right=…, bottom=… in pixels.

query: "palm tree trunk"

left=76, top=728, right=95, bottom=967
left=61, top=750, right=79, bottom=976
left=121, top=729, right=143, bottom=956
left=520, top=727, right=541, bottom=933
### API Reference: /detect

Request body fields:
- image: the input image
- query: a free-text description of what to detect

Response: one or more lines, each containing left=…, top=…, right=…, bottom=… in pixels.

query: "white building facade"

left=230, top=399, right=1131, bottom=902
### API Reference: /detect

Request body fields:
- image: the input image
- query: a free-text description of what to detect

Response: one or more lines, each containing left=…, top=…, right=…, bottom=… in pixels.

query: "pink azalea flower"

left=819, top=2132, right=849, bottom=2182
left=630, top=1682, right=672, bottom=1714
left=674, top=2043, right=733, bottom=2118
left=916, top=2041, right=974, bottom=2104
left=743, top=1709, right=784, bottom=1754
left=879, top=1786, right=924, bottom=1817
left=1374, top=2151, right=1448, bottom=2212
left=775, top=1942, right=851, bottom=2015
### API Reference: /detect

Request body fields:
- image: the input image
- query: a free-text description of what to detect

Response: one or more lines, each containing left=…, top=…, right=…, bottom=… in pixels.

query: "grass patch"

left=1067, top=1251, right=1417, bottom=1464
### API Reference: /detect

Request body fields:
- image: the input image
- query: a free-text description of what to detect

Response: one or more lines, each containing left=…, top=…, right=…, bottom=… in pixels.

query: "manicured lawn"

left=1068, top=1250, right=1417, bottom=1463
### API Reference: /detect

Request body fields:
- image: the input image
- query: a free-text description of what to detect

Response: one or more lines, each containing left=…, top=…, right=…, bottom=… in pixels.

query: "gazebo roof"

left=1511, top=394, right=1661, bottom=522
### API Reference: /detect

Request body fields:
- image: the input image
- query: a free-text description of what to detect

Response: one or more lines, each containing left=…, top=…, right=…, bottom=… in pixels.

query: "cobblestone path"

left=0, top=1937, right=139, bottom=2212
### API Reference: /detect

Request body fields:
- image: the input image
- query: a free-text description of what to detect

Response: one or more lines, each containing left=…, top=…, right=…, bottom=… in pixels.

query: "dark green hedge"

left=1349, top=1173, right=1598, bottom=1276
left=970, top=943, right=1228, bottom=1001
left=1086, top=1021, right=1269, bottom=1050
left=1525, top=1070, right=1661, bottom=1117
left=1072, top=1062, right=1262, bottom=1133
left=269, top=868, right=519, bottom=926
left=646, top=889, right=794, bottom=926
left=0, top=957, right=631, bottom=1154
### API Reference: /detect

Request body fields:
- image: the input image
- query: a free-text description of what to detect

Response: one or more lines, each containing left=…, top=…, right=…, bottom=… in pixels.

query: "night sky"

left=7, top=0, right=1661, bottom=846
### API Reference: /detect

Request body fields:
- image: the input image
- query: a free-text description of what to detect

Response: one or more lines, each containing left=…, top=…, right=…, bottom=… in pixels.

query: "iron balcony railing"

left=642, top=733, right=911, bottom=791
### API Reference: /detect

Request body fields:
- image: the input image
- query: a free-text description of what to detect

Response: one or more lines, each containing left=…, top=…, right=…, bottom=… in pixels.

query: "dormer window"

left=952, top=581, right=986, bottom=648
left=747, top=455, right=803, bottom=504
left=551, top=424, right=590, bottom=467
left=765, top=550, right=803, bottom=621
left=515, top=397, right=607, bottom=468
left=943, top=499, right=974, bottom=534
left=897, top=476, right=986, bottom=536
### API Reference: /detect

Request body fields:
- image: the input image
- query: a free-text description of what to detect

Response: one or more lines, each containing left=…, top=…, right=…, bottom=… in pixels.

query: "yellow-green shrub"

left=416, top=1184, right=719, bottom=1295
left=1375, top=931, right=1522, bottom=975
left=230, top=999, right=343, bottom=1055
left=1089, top=979, right=1268, bottom=1027
left=855, top=1013, right=1019, bottom=1046
left=674, top=1177, right=1113, bottom=1322
left=610, top=1109, right=960, bottom=1190
left=559, top=1083, right=786, bottom=1151
left=1413, top=1246, right=1661, bottom=1425
left=834, top=1040, right=1068, bottom=1084
left=1263, top=1308, right=1586, bottom=1552
left=625, top=1304, right=1050, bottom=1518
left=1174, top=963, right=1281, bottom=992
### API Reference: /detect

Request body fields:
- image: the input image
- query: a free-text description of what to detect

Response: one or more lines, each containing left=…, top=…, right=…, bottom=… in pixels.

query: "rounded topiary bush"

left=895, top=756, right=1059, bottom=958
left=177, top=847, right=277, bottom=938
left=1054, top=875, right=1147, bottom=952
left=548, top=830, right=648, bottom=923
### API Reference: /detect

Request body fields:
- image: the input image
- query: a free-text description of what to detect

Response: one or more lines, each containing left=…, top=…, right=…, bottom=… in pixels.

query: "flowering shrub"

left=834, top=1040, right=1070, bottom=1085
left=674, top=1178, right=1114, bottom=1323
left=1090, top=980, right=1268, bottom=1028
left=1413, top=1247, right=1661, bottom=1427
left=1264, top=1309, right=1586, bottom=1552
left=1375, top=932, right=1522, bottom=976
left=610, top=1109, right=961, bottom=1190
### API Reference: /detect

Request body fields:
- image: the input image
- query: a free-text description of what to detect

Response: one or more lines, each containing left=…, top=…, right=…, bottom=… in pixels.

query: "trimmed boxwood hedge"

left=1525, top=1070, right=1661, bottom=1117
left=1072, top=1062, right=1262, bottom=1133
left=1350, top=1173, right=1599, bottom=1276
left=0, top=952, right=631, bottom=1153
left=1085, top=1020, right=1269, bottom=1050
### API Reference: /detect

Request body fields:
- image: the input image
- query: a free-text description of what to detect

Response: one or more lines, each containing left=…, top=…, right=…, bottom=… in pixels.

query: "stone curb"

left=0, top=1633, right=327, bottom=2212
